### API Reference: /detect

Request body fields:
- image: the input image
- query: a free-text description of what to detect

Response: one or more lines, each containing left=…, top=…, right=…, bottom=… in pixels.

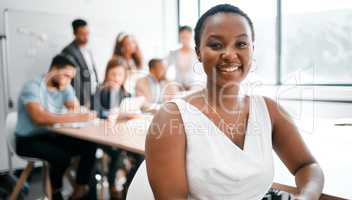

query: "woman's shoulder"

left=157, top=100, right=183, bottom=120
left=151, top=93, right=197, bottom=130
left=146, top=99, right=186, bottom=147
left=249, top=95, right=275, bottom=109
left=259, top=95, right=290, bottom=127
left=182, top=90, right=205, bottom=109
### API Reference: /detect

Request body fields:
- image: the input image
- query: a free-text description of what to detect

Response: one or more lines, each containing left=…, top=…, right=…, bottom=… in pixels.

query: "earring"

left=250, top=58, right=257, bottom=72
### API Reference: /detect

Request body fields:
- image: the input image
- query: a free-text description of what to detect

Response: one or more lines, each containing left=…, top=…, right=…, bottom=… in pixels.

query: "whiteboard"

left=4, top=9, right=120, bottom=109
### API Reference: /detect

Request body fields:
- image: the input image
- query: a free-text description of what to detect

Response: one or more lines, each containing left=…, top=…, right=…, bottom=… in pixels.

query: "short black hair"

left=194, top=4, right=254, bottom=51
left=49, top=54, right=76, bottom=70
left=179, top=25, right=192, bottom=33
left=148, top=58, right=163, bottom=70
left=72, top=19, right=87, bottom=33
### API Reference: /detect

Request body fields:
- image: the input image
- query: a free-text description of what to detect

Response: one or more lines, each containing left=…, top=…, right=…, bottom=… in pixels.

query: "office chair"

left=5, top=112, right=52, bottom=200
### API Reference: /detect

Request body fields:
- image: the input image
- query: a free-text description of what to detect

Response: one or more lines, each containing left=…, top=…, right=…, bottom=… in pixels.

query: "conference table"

left=53, top=114, right=351, bottom=200
left=53, top=114, right=153, bottom=155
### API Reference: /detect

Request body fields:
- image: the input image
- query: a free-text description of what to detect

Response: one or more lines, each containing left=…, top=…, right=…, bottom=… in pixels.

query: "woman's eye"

left=236, top=42, right=248, bottom=49
left=208, top=42, right=222, bottom=49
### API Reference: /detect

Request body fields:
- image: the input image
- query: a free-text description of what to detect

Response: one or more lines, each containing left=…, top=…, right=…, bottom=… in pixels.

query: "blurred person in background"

left=136, top=58, right=179, bottom=112
left=62, top=19, right=99, bottom=108
left=94, top=57, right=144, bottom=200
left=15, top=54, right=97, bottom=200
left=165, top=26, right=206, bottom=91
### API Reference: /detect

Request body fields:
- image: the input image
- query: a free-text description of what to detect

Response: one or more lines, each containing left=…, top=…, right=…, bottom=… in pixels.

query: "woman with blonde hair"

left=112, top=32, right=146, bottom=95
left=113, top=32, right=143, bottom=70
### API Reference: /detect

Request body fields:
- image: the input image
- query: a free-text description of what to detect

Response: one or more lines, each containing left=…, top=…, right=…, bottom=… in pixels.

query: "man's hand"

left=76, top=111, right=97, bottom=122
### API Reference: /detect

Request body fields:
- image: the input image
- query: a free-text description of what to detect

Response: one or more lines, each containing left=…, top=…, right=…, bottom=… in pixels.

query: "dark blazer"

left=93, top=86, right=131, bottom=119
left=62, top=41, right=98, bottom=106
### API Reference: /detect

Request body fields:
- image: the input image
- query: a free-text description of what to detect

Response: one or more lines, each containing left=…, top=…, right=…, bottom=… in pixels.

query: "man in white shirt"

left=62, top=19, right=98, bottom=108
left=136, top=59, right=179, bottom=105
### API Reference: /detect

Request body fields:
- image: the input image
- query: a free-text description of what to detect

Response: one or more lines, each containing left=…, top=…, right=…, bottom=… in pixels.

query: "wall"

left=0, top=0, right=178, bottom=172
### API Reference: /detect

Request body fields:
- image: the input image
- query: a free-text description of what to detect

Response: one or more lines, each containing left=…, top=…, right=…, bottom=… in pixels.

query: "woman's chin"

left=214, top=75, right=243, bottom=87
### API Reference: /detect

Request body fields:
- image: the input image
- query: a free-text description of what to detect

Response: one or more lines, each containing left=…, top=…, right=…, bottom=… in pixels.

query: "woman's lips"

left=216, top=64, right=242, bottom=73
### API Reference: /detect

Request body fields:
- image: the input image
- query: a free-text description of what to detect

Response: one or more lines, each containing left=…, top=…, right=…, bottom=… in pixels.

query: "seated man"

left=15, top=54, right=97, bottom=200
left=135, top=59, right=179, bottom=106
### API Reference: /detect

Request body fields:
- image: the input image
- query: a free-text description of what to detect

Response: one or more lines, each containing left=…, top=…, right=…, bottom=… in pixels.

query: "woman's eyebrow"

left=207, top=34, right=222, bottom=40
left=207, top=33, right=248, bottom=39
left=204, top=33, right=249, bottom=44
left=236, top=33, right=248, bottom=38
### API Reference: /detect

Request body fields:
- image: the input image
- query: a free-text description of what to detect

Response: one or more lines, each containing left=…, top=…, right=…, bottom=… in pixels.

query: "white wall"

left=0, top=0, right=178, bottom=75
left=0, top=0, right=178, bottom=172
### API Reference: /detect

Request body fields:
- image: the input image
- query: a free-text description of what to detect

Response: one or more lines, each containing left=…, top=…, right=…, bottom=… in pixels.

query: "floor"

left=1, top=167, right=113, bottom=200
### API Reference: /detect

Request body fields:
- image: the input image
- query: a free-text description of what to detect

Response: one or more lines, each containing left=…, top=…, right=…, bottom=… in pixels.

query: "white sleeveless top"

left=127, top=95, right=274, bottom=200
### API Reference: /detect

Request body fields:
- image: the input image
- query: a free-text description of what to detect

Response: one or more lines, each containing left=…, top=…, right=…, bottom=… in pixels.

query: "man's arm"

left=62, top=46, right=83, bottom=105
left=135, top=78, right=150, bottom=101
left=63, top=84, right=81, bottom=112
left=64, top=100, right=80, bottom=112
left=26, top=102, right=96, bottom=126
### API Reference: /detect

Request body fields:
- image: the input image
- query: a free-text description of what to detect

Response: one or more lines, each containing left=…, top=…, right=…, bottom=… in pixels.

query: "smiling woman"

left=196, top=13, right=254, bottom=87
left=142, top=4, right=324, bottom=200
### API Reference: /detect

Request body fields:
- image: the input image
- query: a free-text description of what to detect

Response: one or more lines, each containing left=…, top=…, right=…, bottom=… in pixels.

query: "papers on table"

left=52, top=119, right=99, bottom=129
left=119, top=96, right=145, bottom=113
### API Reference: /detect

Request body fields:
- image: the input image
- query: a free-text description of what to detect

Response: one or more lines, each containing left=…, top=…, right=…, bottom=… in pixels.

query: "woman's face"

left=106, top=66, right=126, bottom=88
left=179, top=30, right=192, bottom=47
left=121, top=36, right=136, bottom=56
left=198, top=13, right=254, bottom=88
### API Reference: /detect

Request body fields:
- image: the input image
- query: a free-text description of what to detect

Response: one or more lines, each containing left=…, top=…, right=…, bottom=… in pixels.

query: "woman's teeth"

left=218, top=66, right=240, bottom=72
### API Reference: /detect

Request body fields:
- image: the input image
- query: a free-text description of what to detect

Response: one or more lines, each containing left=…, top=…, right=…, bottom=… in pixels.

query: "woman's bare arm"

left=145, top=102, right=188, bottom=200
left=265, top=97, right=324, bottom=200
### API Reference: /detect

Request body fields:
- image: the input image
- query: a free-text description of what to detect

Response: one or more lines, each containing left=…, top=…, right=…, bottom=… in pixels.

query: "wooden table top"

left=53, top=114, right=154, bottom=155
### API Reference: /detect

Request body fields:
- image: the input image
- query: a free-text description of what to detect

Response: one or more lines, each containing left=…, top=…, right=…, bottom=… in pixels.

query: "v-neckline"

left=180, top=96, right=251, bottom=153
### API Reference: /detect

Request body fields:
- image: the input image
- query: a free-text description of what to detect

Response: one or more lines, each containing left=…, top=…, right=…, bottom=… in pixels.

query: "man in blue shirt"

left=15, top=54, right=97, bottom=200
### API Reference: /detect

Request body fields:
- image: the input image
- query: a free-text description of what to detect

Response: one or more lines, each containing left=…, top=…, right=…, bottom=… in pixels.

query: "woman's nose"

left=221, top=48, right=238, bottom=62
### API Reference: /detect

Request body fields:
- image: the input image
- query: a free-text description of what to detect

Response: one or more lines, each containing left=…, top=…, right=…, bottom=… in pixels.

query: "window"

left=282, top=0, right=352, bottom=85
left=178, top=0, right=199, bottom=29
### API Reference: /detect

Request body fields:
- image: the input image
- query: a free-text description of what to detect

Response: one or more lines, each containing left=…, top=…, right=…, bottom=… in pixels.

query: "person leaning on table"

left=15, top=54, right=97, bottom=200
